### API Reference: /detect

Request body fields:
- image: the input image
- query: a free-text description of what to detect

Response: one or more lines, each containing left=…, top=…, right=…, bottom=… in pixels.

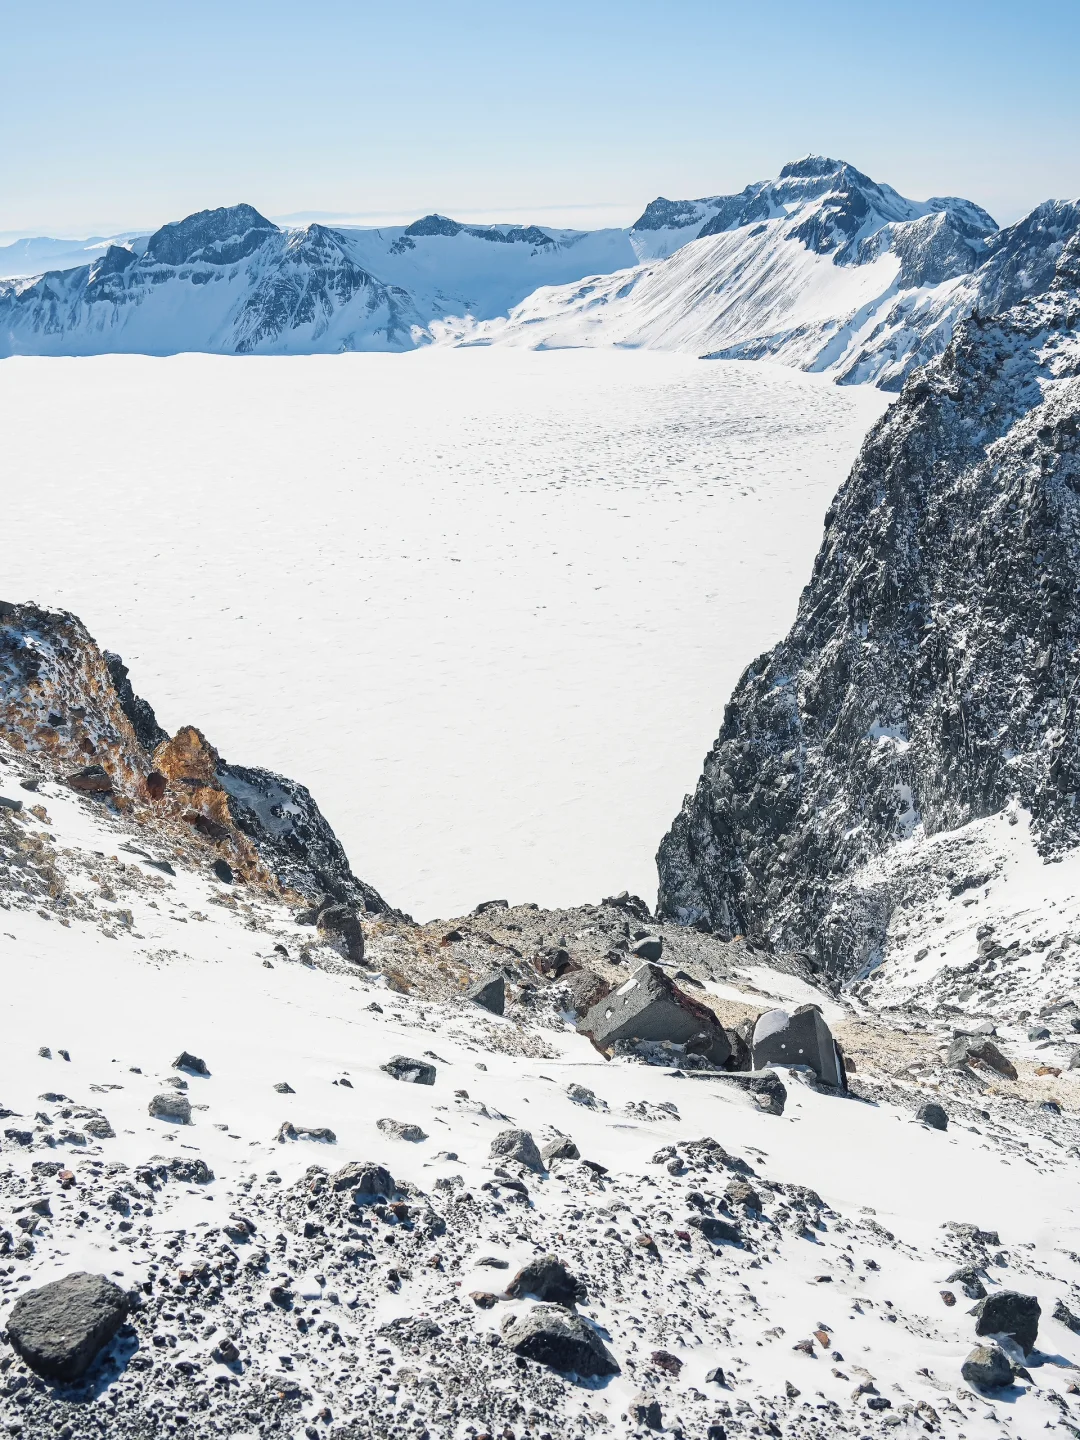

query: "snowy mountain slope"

left=451, top=157, right=1080, bottom=390
left=656, top=232, right=1080, bottom=983
left=0, top=204, right=637, bottom=357
left=5, top=613, right=1080, bottom=1440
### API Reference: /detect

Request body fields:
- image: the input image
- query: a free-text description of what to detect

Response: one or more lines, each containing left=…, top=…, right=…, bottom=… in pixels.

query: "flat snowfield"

left=0, top=349, right=887, bottom=918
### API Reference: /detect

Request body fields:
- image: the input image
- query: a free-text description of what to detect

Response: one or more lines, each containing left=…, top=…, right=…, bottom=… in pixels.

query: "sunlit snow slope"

left=450, top=158, right=1080, bottom=390
left=0, top=349, right=887, bottom=918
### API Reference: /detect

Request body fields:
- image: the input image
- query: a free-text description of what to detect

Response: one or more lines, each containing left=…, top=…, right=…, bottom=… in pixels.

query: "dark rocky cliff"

left=657, top=237, right=1080, bottom=978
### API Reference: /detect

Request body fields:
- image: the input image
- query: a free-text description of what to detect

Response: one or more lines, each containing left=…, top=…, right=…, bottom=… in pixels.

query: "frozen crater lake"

left=0, top=348, right=887, bottom=917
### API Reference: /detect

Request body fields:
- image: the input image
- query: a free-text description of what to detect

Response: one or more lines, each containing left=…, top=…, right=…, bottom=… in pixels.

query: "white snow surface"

left=0, top=349, right=888, bottom=921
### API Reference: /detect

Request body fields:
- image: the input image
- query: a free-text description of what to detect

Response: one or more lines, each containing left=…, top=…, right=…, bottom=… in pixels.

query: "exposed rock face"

left=0, top=600, right=393, bottom=916
left=8, top=1271, right=129, bottom=1381
left=657, top=241, right=1080, bottom=978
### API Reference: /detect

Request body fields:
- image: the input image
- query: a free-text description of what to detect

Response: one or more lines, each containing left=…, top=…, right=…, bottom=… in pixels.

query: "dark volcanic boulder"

left=580, top=963, right=731, bottom=1066
left=656, top=242, right=1080, bottom=978
left=975, top=1290, right=1040, bottom=1354
left=316, top=903, right=365, bottom=962
left=961, top=1341, right=1013, bottom=1390
left=501, top=1304, right=619, bottom=1377
left=916, top=1100, right=949, bottom=1131
left=507, top=1255, right=586, bottom=1308
left=381, top=1056, right=436, bottom=1085
left=467, top=973, right=505, bottom=1014
left=8, top=1271, right=129, bottom=1381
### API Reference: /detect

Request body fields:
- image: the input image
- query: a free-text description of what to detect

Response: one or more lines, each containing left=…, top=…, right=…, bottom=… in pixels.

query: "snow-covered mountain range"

left=3, top=157, right=1079, bottom=384
left=0, top=205, right=635, bottom=356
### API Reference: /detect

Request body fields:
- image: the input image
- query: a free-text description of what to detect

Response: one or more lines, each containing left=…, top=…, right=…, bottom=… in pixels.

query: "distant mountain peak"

left=777, top=154, right=850, bottom=180
left=144, top=203, right=278, bottom=268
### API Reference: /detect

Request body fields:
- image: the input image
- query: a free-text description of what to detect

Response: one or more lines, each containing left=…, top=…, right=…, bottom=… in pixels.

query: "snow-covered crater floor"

left=0, top=349, right=887, bottom=920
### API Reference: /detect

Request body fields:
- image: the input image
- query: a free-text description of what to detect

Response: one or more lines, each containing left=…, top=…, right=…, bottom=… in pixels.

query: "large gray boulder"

left=974, top=1290, right=1040, bottom=1354
left=947, top=1034, right=1018, bottom=1079
left=489, top=1128, right=544, bottom=1171
left=8, top=1271, right=129, bottom=1382
left=709, top=1069, right=788, bottom=1115
left=580, top=963, right=730, bottom=1066
left=751, top=1005, right=844, bottom=1088
left=331, top=1161, right=394, bottom=1196
left=501, top=1304, right=619, bottom=1377
left=148, top=1091, right=191, bottom=1123
left=961, top=1340, right=1013, bottom=1390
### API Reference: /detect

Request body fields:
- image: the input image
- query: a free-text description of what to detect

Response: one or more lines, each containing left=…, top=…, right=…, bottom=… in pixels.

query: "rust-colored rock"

left=67, top=764, right=114, bottom=795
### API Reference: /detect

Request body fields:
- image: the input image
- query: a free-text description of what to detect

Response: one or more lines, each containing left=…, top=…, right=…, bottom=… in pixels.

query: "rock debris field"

left=4, top=747, right=1080, bottom=1440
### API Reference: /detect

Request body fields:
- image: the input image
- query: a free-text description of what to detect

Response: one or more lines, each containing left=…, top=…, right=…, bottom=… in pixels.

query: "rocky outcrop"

left=0, top=600, right=393, bottom=914
left=657, top=239, right=1080, bottom=978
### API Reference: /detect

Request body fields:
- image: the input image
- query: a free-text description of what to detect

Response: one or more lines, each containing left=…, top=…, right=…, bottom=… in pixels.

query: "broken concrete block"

left=579, top=963, right=730, bottom=1066
left=751, top=1005, right=844, bottom=1089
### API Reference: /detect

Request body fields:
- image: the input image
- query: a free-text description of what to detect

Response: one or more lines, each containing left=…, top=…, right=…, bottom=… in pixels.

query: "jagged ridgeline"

left=657, top=235, right=1080, bottom=978
left=0, top=601, right=393, bottom=916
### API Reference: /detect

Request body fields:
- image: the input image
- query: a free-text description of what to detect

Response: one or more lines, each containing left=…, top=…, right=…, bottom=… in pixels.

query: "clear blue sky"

left=4, top=0, right=1079, bottom=236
